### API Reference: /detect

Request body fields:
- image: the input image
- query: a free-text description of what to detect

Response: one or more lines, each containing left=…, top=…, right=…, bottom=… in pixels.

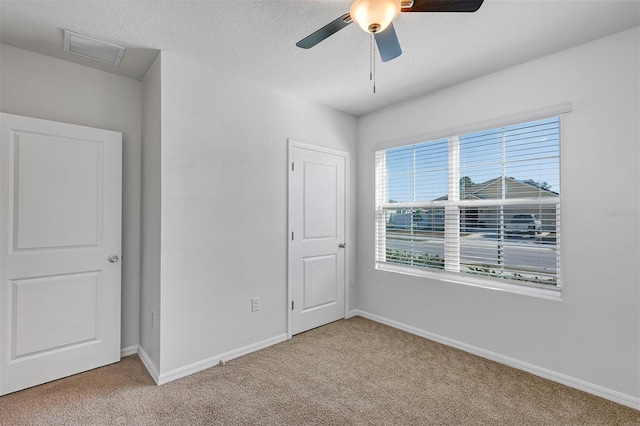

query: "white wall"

left=156, top=52, right=357, bottom=375
left=140, top=55, right=162, bottom=369
left=356, top=27, right=640, bottom=404
left=0, top=44, right=143, bottom=351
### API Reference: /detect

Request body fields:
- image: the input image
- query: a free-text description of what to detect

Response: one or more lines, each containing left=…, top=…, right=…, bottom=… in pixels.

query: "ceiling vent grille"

left=63, top=30, right=125, bottom=65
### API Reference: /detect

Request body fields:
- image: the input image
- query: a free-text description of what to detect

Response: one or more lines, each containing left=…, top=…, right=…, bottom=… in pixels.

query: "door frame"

left=287, top=139, right=349, bottom=339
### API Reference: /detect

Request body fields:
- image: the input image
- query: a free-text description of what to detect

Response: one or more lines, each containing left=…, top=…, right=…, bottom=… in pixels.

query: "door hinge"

left=291, top=231, right=294, bottom=240
left=292, top=301, right=294, bottom=310
left=291, top=162, right=294, bottom=171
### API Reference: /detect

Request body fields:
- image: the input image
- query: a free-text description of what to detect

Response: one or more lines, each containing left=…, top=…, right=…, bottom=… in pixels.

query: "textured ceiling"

left=1, top=1, right=639, bottom=116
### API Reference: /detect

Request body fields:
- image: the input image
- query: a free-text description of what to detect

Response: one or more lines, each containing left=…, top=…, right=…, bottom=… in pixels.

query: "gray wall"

left=356, top=27, right=639, bottom=402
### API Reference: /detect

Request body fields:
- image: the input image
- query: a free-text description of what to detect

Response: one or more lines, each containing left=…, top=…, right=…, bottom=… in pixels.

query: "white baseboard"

left=346, top=309, right=359, bottom=319
left=120, top=345, right=139, bottom=358
left=350, top=309, right=640, bottom=410
left=156, top=333, right=288, bottom=385
left=137, top=346, right=160, bottom=384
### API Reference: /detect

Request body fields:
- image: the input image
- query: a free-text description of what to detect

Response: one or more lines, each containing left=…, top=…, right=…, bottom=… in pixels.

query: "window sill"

left=375, top=262, right=562, bottom=301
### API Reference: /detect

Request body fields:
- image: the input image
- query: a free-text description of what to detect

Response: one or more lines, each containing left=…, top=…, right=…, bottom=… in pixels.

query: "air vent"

left=63, top=30, right=125, bottom=65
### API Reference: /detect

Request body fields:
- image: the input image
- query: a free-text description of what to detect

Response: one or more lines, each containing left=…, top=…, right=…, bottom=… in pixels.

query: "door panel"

left=15, top=133, right=101, bottom=250
left=0, top=113, right=121, bottom=395
left=290, top=142, right=346, bottom=335
left=303, top=161, right=337, bottom=239
left=302, top=254, right=337, bottom=310
left=12, top=272, right=100, bottom=357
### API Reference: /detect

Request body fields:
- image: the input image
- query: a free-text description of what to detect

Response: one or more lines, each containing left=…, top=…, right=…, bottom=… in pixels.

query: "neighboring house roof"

left=435, top=177, right=559, bottom=201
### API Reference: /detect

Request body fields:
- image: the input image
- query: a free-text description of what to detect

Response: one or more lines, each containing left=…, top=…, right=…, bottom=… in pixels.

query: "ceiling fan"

left=296, top=0, right=485, bottom=62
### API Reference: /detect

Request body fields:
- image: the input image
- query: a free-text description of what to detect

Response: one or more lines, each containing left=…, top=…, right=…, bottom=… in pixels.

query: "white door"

left=0, top=113, right=122, bottom=395
left=289, top=141, right=346, bottom=335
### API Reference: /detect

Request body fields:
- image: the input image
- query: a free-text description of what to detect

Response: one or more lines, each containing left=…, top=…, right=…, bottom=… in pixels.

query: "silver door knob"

left=108, top=254, right=119, bottom=263
left=339, top=243, right=346, bottom=248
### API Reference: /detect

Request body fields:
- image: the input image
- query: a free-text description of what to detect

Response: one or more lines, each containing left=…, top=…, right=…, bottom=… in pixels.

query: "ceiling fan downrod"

left=370, top=33, right=376, bottom=94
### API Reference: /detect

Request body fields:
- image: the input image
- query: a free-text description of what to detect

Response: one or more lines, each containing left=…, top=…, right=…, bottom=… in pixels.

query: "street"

left=385, top=232, right=557, bottom=274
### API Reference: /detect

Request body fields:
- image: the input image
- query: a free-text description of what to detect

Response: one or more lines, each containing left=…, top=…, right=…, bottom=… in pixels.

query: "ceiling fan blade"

left=375, top=23, right=402, bottom=62
left=402, top=0, right=484, bottom=13
left=296, top=13, right=353, bottom=49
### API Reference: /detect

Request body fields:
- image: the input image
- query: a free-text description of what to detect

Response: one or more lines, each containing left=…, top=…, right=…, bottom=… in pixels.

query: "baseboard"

left=351, top=309, right=640, bottom=410
left=137, top=346, right=160, bottom=384
left=346, top=309, right=359, bottom=319
left=120, top=345, right=139, bottom=358
left=157, top=333, right=288, bottom=385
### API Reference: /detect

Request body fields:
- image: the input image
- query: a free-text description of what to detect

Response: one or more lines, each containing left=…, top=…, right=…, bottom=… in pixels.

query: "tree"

left=460, top=176, right=475, bottom=190
left=522, top=179, right=551, bottom=191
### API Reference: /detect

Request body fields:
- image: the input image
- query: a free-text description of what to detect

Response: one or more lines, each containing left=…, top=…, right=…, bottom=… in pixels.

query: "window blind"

left=375, top=116, right=561, bottom=288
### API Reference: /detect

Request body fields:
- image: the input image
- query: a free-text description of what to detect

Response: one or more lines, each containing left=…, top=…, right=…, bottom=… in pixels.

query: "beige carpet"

left=1, top=317, right=638, bottom=425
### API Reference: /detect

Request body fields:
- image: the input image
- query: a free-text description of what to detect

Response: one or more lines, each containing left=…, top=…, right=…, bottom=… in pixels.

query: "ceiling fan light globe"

left=349, top=0, right=401, bottom=33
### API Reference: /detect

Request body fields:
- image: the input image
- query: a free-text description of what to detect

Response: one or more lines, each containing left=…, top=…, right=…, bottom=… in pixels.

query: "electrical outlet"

left=252, top=297, right=261, bottom=312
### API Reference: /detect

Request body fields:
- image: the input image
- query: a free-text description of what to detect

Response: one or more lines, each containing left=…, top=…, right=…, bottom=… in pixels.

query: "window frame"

left=373, top=106, right=570, bottom=300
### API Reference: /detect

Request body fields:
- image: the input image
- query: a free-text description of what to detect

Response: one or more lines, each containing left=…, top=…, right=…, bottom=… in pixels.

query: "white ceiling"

left=1, top=0, right=639, bottom=116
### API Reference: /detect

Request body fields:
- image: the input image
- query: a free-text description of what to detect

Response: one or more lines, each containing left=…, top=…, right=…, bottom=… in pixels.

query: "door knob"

left=339, top=243, right=346, bottom=248
left=108, top=254, right=119, bottom=263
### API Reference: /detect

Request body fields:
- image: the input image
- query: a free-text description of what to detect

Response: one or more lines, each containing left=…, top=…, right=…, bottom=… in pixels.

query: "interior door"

left=289, top=141, right=346, bottom=335
left=0, top=113, right=122, bottom=395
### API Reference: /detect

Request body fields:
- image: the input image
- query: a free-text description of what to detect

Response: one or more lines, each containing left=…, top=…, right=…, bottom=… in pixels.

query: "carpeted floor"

left=0, top=317, right=638, bottom=425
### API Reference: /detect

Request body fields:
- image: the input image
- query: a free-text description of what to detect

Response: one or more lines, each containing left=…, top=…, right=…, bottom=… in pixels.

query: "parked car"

left=388, top=212, right=413, bottom=229
left=416, top=210, right=444, bottom=231
left=506, top=214, right=542, bottom=236
left=388, top=210, right=444, bottom=231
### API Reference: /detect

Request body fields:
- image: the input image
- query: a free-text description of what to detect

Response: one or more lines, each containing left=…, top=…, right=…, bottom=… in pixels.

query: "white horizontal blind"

left=375, top=116, right=561, bottom=288
left=376, top=138, right=448, bottom=270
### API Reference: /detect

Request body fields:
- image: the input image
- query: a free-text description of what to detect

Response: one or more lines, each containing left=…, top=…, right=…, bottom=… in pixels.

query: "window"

left=375, top=116, right=562, bottom=295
